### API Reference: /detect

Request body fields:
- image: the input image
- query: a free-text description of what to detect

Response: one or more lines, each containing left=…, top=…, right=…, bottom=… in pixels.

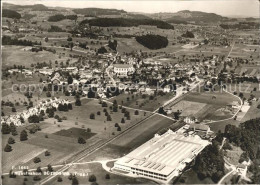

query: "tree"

left=46, top=91, right=52, bottom=97
left=47, top=164, right=53, bottom=172
left=102, top=102, right=107, bottom=107
left=8, top=137, right=15, bottom=144
left=4, top=144, right=12, bottom=152
left=105, top=173, right=110, bottom=179
left=158, top=107, right=166, bottom=115
left=72, top=177, right=79, bottom=185
left=89, top=175, right=96, bottom=182
left=12, top=107, right=16, bottom=112
left=1, top=123, right=11, bottom=134
left=36, top=167, right=42, bottom=174
left=75, top=98, right=81, bottom=106
left=9, top=170, right=16, bottom=178
left=107, top=115, right=112, bottom=121
left=90, top=113, right=95, bottom=119
left=57, top=176, right=63, bottom=182
left=173, top=111, right=181, bottom=120
left=45, top=151, right=51, bottom=156
left=117, top=126, right=121, bottom=131
left=78, top=137, right=86, bottom=144
left=68, top=76, right=73, bottom=84
left=20, top=130, right=28, bottom=141
left=33, top=157, right=41, bottom=163
left=97, top=47, right=107, bottom=54
left=28, top=115, right=40, bottom=123
left=181, top=31, right=195, bottom=38
left=134, top=110, right=139, bottom=115
left=68, top=103, right=73, bottom=110
left=121, top=118, right=125, bottom=123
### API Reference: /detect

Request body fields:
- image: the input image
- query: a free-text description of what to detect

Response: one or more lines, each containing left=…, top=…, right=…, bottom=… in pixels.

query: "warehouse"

left=113, top=129, right=210, bottom=182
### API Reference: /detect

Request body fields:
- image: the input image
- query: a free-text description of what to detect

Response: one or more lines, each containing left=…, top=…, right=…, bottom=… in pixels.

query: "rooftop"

left=115, top=130, right=210, bottom=176
left=113, top=64, right=133, bottom=68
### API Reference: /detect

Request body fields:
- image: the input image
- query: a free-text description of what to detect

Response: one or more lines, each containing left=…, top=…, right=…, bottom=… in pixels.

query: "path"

left=218, top=169, right=236, bottom=185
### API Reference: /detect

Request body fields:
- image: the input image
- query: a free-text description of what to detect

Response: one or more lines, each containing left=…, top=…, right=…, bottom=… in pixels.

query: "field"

left=229, top=44, right=259, bottom=59
left=2, top=98, right=153, bottom=173
left=2, top=123, right=102, bottom=172
left=225, top=145, right=244, bottom=165
left=78, top=115, right=181, bottom=164
left=166, top=90, right=239, bottom=121
left=109, top=92, right=175, bottom=112
left=2, top=46, right=74, bottom=69
left=169, top=100, right=207, bottom=116
left=54, top=127, right=96, bottom=139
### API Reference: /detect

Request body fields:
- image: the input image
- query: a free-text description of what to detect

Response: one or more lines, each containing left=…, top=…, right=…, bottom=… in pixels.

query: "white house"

left=113, top=64, right=135, bottom=77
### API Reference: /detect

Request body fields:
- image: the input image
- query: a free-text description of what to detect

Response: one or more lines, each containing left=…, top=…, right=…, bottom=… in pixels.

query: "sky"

left=3, top=0, right=260, bottom=18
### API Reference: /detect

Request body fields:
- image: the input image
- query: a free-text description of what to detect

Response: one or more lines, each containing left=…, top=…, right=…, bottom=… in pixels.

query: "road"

left=218, top=168, right=236, bottom=185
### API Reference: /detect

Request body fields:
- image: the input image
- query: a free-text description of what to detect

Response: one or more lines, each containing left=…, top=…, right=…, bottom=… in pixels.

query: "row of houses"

left=1, top=97, right=71, bottom=126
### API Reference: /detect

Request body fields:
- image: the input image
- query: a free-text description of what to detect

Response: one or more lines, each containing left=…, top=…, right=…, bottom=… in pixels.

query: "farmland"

left=1, top=98, right=153, bottom=173
left=108, top=92, right=175, bottom=112
left=1, top=1, right=260, bottom=185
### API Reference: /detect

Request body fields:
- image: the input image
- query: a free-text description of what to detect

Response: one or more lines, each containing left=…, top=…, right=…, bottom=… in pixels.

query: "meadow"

left=108, top=92, right=175, bottom=112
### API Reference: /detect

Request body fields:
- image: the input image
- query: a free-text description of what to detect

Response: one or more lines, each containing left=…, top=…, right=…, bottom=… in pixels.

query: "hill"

left=2, top=3, right=56, bottom=11
left=163, top=10, right=227, bottom=23
left=73, top=8, right=126, bottom=16
left=80, top=18, right=174, bottom=29
left=135, top=34, right=168, bottom=49
left=2, top=9, right=21, bottom=19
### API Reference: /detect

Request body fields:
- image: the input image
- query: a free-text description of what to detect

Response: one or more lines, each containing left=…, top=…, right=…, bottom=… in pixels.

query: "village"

left=1, top=1, right=260, bottom=185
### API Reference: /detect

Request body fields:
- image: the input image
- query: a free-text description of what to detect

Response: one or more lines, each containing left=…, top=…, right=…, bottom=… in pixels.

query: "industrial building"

left=113, top=129, right=210, bottom=182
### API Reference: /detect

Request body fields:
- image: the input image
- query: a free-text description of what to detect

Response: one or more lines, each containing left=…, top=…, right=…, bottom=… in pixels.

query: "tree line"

left=48, top=14, right=77, bottom=22
left=80, top=18, right=174, bottom=30
left=2, top=36, right=41, bottom=46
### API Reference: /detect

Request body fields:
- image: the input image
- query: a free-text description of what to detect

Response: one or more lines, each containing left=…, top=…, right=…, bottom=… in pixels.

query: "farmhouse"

left=113, top=130, right=210, bottom=182
left=113, top=64, right=135, bottom=77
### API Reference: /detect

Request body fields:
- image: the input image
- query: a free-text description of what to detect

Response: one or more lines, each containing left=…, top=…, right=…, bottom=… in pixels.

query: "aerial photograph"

left=1, top=0, right=260, bottom=184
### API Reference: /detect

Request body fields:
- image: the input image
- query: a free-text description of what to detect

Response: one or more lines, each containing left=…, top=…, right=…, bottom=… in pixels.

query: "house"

left=113, top=64, right=135, bottom=77
left=237, top=164, right=247, bottom=176
left=163, top=85, right=173, bottom=93
left=184, top=116, right=198, bottom=124
left=189, top=124, right=211, bottom=135
left=51, top=72, right=63, bottom=85
left=228, top=101, right=240, bottom=109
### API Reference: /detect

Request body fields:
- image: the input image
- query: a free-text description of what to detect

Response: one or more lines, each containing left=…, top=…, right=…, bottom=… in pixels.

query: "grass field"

left=109, top=92, right=175, bottom=112
left=170, top=100, right=207, bottom=117
left=2, top=46, right=67, bottom=69
left=52, top=99, right=151, bottom=138
left=171, top=90, right=239, bottom=121
left=225, top=145, right=243, bottom=165
left=54, top=127, right=96, bottom=140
